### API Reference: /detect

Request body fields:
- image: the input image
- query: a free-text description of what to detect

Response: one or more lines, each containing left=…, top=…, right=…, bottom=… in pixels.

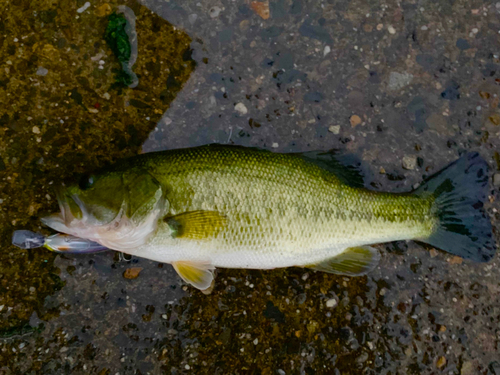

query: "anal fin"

left=308, top=246, right=380, bottom=276
left=172, top=261, right=216, bottom=290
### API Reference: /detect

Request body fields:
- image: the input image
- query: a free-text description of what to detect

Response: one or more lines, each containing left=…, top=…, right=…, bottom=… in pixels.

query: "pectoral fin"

left=308, top=246, right=380, bottom=276
left=172, top=261, right=216, bottom=290
left=165, top=211, right=227, bottom=240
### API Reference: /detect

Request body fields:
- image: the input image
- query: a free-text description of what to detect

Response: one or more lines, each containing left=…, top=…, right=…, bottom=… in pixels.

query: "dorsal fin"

left=298, top=150, right=367, bottom=188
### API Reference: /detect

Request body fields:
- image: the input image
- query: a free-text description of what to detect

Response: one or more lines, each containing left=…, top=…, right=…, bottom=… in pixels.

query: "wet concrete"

left=1, top=0, right=500, bottom=374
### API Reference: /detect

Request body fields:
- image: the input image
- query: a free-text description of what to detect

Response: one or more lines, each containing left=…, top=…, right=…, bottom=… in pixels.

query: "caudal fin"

left=415, top=152, right=496, bottom=262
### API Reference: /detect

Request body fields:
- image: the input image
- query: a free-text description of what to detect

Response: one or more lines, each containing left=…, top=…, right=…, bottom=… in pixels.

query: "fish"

left=41, top=145, right=497, bottom=291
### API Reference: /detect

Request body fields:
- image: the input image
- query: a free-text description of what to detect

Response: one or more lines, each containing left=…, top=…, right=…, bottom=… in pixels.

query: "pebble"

left=234, top=102, right=248, bottom=115
left=32, top=126, right=40, bottom=134
left=272, top=142, right=279, bottom=148
left=402, top=155, right=417, bottom=170
left=387, top=25, right=396, bottom=34
left=95, top=3, right=112, bottom=17
left=123, top=267, right=143, bottom=279
left=388, top=72, right=413, bottom=90
left=253, top=338, right=258, bottom=345
left=461, top=361, right=475, bottom=375
left=326, top=298, right=338, bottom=308
left=350, top=115, right=362, bottom=127
left=436, top=356, right=447, bottom=369
left=209, top=6, right=221, bottom=18
left=328, top=125, right=340, bottom=134
left=323, top=46, right=331, bottom=56
left=448, top=256, right=463, bottom=265
left=76, top=1, right=91, bottom=13
left=376, top=23, right=383, bottom=31
left=429, top=248, right=439, bottom=258
left=493, top=173, right=500, bottom=187
left=250, top=1, right=270, bottom=20
left=188, top=14, right=198, bottom=25
left=36, top=66, right=48, bottom=76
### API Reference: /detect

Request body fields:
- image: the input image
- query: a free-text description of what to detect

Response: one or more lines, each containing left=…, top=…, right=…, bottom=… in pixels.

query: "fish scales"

left=121, top=146, right=436, bottom=268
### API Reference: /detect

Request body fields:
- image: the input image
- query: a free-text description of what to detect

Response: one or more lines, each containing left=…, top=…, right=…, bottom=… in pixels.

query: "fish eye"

left=78, top=174, right=95, bottom=190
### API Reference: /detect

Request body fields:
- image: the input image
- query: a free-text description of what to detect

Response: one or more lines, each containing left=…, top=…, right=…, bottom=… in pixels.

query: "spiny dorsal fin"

left=307, top=246, right=380, bottom=276
left=164, top=211, right=228, bottom=240
left=172, top=261, right=215, bottom=290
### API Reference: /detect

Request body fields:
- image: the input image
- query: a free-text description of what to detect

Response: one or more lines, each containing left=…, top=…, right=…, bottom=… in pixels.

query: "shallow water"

left=1, top=0, right=500, bottom=374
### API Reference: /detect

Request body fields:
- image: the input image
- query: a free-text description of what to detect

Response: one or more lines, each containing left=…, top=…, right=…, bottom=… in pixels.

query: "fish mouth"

left=41, top=187, right=86, bottom=235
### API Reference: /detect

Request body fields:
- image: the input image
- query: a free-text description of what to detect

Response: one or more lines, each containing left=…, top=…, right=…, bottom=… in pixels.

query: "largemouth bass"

left=42, top=145, right=496, bottom=290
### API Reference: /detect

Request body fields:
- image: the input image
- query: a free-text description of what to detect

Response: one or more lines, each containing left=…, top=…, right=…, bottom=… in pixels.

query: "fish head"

left=42, top=167, right=166, bottom=250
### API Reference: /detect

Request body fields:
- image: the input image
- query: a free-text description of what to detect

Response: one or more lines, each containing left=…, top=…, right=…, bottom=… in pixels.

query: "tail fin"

left=415, top=152, right=496, bottom=262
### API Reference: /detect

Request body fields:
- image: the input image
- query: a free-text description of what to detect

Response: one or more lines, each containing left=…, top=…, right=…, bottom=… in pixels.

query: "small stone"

left=461, top=361, right=475, bottom=375
left=32, top=126, right=40, bottom=134
left=323, top=46, right=331, bottom=56
left=188, top=14, right=198, bottom=25
left=95, top=3, right=112, bottom=17
left=429, top=248, right=439, bottom=258
left=489, top=114, right=500, bottom=126
left=421, top=25, right=428, bottom=31
left=436, top=356, right=447, bottom=369
left=123, top=267, right=143, bottom=279
left=253, top=338, right=258, bottom=345
left=36, top=66, right=48, bottom=76
left=479, top=91, right=490, bottom=99
left=493, top=173, right=500, bottom=187
left=103, top=92, right=111, bottom=100
left=29, top=286, right=36, bottom=293
left=272, top=142, right=279, bottom=148
left=379, top=167, right=386, bottom=174
left=88, top=108, right=99, bottom=114
left=439, top=325, right=446, bottom=332
left=239, top=19, right=250, bottom=31
left=376, top=23, right=383, bottom=31
left=250, top=1, right=270, bottom=20
left=448, top=256, right=463, bottom=265
left=402, top=155, right=417, bottom=170
left=209, top=6, right=221, bottom=18
left=234, top=102, right=248, bottom=115
left=326, top=298, right=338, bottom=308
left=379, top=288, right=387, bottom=296
left=387, top=25, right=396, bottom=34
left=350, top=115, right=362, bottom=127
left=76, top=1, right=91, bottom=13
left=328, top=125, right=340, bottom=134
left=388, top=72, right=413, bottom=90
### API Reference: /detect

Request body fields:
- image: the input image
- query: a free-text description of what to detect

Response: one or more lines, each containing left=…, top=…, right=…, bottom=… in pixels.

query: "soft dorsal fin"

left=307, top=246, right=380, bottom=276
left=164, top=210, right=228, bottom=240
left=298, top=150, right=367, bottom=188
left=172, top=261, right=215, bottom=290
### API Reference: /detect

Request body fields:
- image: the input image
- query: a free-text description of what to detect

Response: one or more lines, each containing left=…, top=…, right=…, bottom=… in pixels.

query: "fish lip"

left=41, top=185, right=78, bottom=233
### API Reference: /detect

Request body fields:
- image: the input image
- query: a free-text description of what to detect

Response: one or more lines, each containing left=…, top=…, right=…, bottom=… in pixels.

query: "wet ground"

left=1, top=0, right=500, bottom=374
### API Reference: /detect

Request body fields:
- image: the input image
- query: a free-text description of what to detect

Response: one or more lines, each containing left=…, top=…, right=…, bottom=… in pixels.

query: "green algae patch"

left=105, top=13, right=131, bottom=63
left=0, top=0, right=194, bottom=341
